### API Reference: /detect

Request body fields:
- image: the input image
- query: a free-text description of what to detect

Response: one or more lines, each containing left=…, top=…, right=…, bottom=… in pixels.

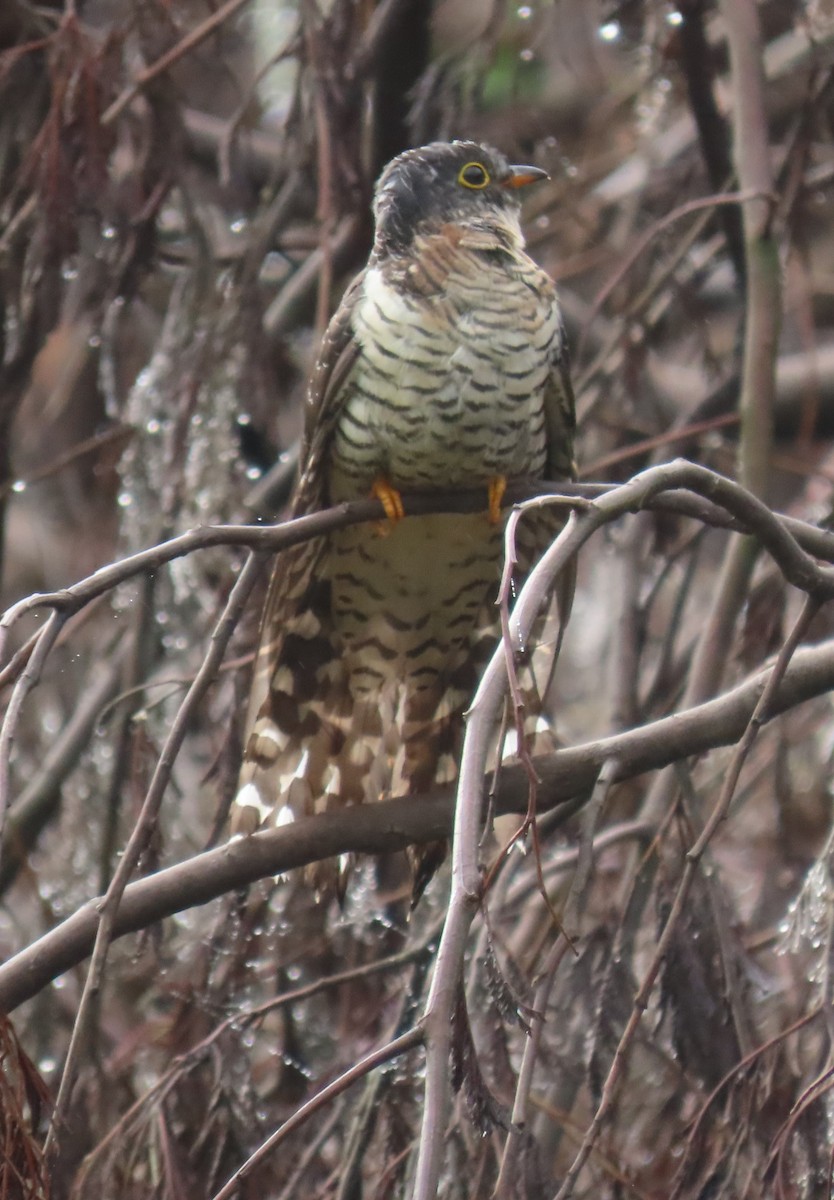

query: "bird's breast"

left=328, top=261, right=559, bottom=500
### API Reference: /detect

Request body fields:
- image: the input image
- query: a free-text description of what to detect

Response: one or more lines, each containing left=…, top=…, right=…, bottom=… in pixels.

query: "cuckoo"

left=233, top=140, right=576, bottom=887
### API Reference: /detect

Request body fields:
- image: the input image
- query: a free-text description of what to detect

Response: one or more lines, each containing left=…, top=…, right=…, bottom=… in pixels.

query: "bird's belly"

left=325, top=511, right=502, bottom=698
left=330, top=275, right=552, bottom=498
left=323, top=265, right=553, bottom=698
left=330, top=363, right=548, bottom=497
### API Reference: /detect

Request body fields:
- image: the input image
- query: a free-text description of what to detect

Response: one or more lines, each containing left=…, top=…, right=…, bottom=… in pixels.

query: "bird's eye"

left=458, top=162, right=490, bottom=189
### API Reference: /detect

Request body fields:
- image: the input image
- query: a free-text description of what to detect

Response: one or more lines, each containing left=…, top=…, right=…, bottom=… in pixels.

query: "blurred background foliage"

left=3, top=0, right=834, bottom=1196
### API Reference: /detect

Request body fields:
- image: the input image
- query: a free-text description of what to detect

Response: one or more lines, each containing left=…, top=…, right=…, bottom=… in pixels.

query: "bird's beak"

left=501, top=164, right=549, bottom=189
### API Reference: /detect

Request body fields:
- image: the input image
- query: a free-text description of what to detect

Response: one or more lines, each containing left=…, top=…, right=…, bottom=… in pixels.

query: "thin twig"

left=0, top=642, right=131, bottom=894
left=413, top=458, right=834, bottom=1199
left=552, top=596, right=820, bottom=1198
left=0, top=611, right=65, bottom=844
left=683, top=0, right=780, bottom=708
left=4, top=469, right=834, bottom=661
left=209, top=1026, right=423, bottom=1200
left=669, top=1005, right=823, bottom=1199
left=494, top=759, right=619, bottom=1198
left=576, top=190, right=770, bottom=361
left=43, top=552, right=267, bottom=1161
left=0, top=424, right=132, bottom=502
left=74, top=925, right=439, bottom=1191
left=6, top=627, right=834, bottom=1014
left=100, top=0, right=252, bottom=126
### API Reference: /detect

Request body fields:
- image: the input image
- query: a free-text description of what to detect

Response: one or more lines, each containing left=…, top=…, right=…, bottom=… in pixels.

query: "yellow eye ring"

left=458, top=162, right=490, bottom=189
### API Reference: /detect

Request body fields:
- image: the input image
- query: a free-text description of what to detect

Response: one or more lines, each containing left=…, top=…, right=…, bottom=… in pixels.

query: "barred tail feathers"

left=232, top=504, right=573, bottom=893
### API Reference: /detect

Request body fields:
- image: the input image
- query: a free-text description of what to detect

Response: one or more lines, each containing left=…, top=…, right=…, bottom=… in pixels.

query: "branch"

left=4, top=470, right=834, bottom=660
left=3, top=632, right=834, bottom=1014
left=685, top=0, right=780, bottom=708
left=409, top=456, right=834, bottom=1200
left=553, top=595, right=818, bottom=1198
left=0, top=611, right=64, bottom=840
left=209, top=1027, right=423, bottom=1200
left=0, top=649, right=131, bottom=893
left=101, top=0, right=252, bottom=127
left=44, top=552, right=268, bottom=1159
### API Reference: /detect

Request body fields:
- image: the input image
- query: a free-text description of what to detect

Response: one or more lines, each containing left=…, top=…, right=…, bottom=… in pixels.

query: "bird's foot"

left=487, top=475, right=507, bottom=525
left=371, top=476, right=405, bottom=535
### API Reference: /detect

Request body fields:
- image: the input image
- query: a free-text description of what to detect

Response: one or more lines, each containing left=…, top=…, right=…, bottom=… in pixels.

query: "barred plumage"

left=233, top=141, right=575, bottom=889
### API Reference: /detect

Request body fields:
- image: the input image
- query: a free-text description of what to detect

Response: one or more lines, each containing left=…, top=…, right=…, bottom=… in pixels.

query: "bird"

left=232, top=140, right=576, bottom=893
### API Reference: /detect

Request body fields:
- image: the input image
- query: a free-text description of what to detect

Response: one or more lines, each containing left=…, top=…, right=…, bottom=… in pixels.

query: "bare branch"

left=209, top=1027, right=423, bottom=1200
left=43, top=552, right=268, bottom=1158
left=553, top=593, right=818, bottom=1198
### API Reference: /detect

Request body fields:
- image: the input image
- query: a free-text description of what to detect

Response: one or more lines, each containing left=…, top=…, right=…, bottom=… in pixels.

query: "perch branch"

left=4, top=633, right=834, bottom=1013
left=410, top=458, right=834, bottom=1200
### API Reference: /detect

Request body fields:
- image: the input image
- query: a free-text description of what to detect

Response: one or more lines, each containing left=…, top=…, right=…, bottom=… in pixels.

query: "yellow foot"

left=487, top=475, right=507, bottom=525
left=371, top=476, right=405, bottom=535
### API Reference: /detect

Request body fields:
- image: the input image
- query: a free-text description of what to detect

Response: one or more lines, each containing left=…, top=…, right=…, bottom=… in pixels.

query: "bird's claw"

left=487, top=475, right=507, bottom=525
left=371, top=477, right=405, bottom=534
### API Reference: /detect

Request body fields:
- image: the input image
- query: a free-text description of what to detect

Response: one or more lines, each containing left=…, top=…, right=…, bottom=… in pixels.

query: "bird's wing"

left=235, top=273, right=365, bottom=827
left=512, top=331, right=578, bottom=728
left=544, top=331, right=577, bottom=485
left=293, top=269, right=366, bottom=516
left=544, top=336, right=578, bottom=629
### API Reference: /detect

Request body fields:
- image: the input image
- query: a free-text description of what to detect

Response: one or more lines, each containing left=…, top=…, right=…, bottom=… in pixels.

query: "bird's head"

left=371, top=140, right=548, bottom=257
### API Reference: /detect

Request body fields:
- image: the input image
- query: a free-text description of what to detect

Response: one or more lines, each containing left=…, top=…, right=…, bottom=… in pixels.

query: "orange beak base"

left=501, top=165, right=549, bottom=189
